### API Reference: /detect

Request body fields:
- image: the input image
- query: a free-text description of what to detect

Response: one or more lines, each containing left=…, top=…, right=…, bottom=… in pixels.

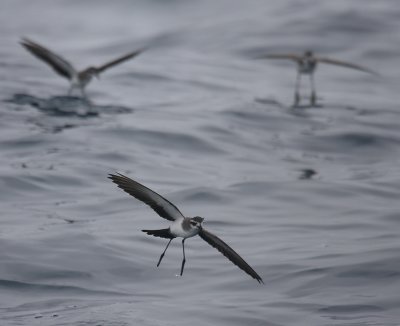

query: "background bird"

left=20, top=37, right=144, bottom=101
left=260, top=50, right=377, bottom=106
left=109, top=173, right=263, bottom=283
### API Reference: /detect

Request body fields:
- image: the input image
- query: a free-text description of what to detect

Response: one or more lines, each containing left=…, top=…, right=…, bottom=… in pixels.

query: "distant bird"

left=260, top=50, right=376, bottom=106
left=20, top=37, right=144, bottom=100
left=298, top=168, right=317, bottom=180
left=109, top=173, right=263, bottom=283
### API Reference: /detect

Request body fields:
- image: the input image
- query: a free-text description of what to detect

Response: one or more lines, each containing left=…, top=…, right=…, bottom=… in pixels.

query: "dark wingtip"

left=363, top=69, right=378, bottom=76
left=136, top=47, right=147, bottom=55
left=108, top=173, right=124, bottom=186
left=108, top=172, right=124, bottom=180
left=20, top=37, right=35, bottom=46
left=252, top=271, right=264, bottom=284
left=19, top=37, right=29, bottom=46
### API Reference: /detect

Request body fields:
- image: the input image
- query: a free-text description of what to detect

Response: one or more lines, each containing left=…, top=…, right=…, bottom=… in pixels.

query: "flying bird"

left=108, top=173, right=263, bottom=283
left=20, top=37, right=144, bottom=100
left=260, top=50, right=376, bottom=106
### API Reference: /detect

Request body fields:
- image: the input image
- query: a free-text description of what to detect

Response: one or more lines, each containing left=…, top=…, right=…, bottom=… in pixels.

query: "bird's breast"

left=298, top=59, right=317, bottom=74
left=170, top=220, right=199, bottom=239
left=71, top=75, right=82, bottom=87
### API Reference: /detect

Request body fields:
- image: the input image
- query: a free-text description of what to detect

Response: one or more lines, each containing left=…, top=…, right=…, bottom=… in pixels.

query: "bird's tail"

left=142, top=228, right=174, bottom=239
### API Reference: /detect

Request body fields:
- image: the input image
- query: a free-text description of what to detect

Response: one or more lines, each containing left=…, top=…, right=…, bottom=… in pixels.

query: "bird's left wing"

left=108, top=173, right=184, bottom=221
left=317, top=57, right=378, bottom=75
left=20, top=38, right=76, bottom=80
left=199, top=228, right=263, bottom=283
left=94, top=49, right=144, bottom=74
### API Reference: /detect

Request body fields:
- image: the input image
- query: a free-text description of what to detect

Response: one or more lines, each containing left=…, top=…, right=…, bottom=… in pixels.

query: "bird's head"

left=190, top=216, right=204, bottom=229
left=84, top=67, right=100, bottom=80
left=304, top=50, right=313, bottom=57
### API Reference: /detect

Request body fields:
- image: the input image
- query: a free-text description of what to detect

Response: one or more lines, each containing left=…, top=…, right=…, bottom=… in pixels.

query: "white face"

left=189, top=220, right=202, bottom=229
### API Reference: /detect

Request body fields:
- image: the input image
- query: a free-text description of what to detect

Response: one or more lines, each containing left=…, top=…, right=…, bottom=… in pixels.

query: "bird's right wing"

left=20, top=38, right=76, bottom=80
left=94, top=48, right=145, bottom=74
left=108, top=173, right=185, bottom=221
left=199, top=228, right=263, bottom=283
left=258, top=53, right=301, bottom=62
left=317, top=57, right=378, bottom=75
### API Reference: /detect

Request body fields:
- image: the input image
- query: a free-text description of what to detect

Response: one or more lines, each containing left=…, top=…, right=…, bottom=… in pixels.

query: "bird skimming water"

left=261, top=50, right=376, bottom=106
left=109, top=173, right=263, bottom=283
left=20, top=38, right=144, bottom=100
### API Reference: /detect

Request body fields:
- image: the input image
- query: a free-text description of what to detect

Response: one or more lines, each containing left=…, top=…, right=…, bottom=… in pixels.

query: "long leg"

left=68, top=85, right=75, bottom=96
left=80, top=86, right=90, bottom=102
left=157, top=239, right=173, bottom=267
left=294, top=70, right=301, bottom=106
left=180, top=239, right=186, bottom=276
left=80, top=86, right=93, bottom=111
left=310, top=73, right=316, bottom=106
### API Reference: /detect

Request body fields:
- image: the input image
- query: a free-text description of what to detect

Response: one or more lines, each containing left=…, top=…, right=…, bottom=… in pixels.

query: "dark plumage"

left=20, top=37, right=144, bottom=99
left=142, top=228, right=174, bottom=239
left=199, top=228, right=263, bottom=283
left=109, top=173, right=263, bottom=283
left=259, top=50, right=377, bottom=106
left=109, top=173, right=183, bottom=222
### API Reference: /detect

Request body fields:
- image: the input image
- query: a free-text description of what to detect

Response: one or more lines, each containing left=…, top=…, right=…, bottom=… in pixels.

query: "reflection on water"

left=8, top=94, right=132, bottom=117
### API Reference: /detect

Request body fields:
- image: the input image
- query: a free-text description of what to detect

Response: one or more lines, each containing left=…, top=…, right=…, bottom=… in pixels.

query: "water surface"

left=1, top=1, right=400, bottom=325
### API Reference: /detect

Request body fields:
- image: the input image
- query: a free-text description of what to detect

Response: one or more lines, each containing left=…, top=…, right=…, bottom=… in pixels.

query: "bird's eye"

left=190, top=222, right=197, bottom=226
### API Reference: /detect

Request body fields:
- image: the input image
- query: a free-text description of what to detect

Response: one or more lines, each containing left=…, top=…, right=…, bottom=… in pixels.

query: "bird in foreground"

left=20, top=37, right=144, bottom=100
left=108, top=173, right=263, bottom=283
left=260, top=50, right=377, bottom=106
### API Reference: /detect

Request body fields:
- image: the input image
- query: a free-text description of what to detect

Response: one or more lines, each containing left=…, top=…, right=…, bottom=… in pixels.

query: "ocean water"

left=1, top=0, right=400, bottom=325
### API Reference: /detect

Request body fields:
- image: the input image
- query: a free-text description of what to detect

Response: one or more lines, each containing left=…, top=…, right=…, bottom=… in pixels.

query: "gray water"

left=1, top=0, right=400, bottom=325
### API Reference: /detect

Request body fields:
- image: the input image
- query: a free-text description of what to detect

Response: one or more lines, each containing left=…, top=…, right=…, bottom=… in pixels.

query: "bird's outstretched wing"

left=94, top=49, right=144, bottom=74
left=199, top=228, right=263, bottom=283
left=317, top=57, right=378, bottom=75
left=258, top=53, right=302, bottom=62
left=20, top=38, right=76, bottom=80
left=108, top=173, right=184, bottom=221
